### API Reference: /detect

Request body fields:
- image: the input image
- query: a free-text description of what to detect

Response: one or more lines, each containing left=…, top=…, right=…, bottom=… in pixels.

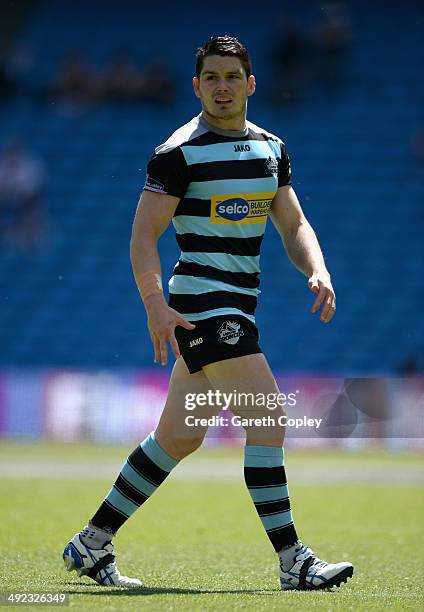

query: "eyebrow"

left=202, top=70, right=242, bottom=76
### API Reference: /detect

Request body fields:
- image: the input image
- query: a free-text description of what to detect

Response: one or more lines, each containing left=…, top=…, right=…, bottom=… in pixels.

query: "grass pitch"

left=0, top=443, right=423, bottom=611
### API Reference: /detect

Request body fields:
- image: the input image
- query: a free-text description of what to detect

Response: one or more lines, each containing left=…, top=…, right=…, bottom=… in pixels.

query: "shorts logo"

left=211, top=192, right=275, bottom=225
left=217, top=321, right=245, bottom=345
left=189, top=337, right=203, bottom=348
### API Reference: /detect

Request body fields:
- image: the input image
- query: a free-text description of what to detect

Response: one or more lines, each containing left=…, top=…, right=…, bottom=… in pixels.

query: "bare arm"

left=270, top=185, right=336, bottom=323
left=130, top=190, right=195, bottom=364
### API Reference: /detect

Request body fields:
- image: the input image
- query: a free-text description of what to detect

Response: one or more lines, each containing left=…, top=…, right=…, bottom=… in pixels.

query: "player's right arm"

left=130, top=189, right=195, bottom=366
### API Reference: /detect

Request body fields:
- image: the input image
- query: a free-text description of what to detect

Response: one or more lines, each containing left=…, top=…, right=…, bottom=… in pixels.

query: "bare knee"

left=154, top=430, right=204, bottom=460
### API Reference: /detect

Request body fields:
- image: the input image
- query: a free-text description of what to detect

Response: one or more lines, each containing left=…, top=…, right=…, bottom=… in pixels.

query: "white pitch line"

left=0, top=460, right=423, bottom=485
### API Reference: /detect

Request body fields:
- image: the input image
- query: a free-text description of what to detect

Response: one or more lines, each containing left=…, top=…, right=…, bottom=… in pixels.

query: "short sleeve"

left=278, top=142, right=292, bottom=187
left=144, top=146, right=189, bottom=198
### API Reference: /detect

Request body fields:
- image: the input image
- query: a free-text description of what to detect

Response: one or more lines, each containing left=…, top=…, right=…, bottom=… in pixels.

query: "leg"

left=63, top=357, right=219, bottom=586
left=203, top=353, right=297, bottom=552
left=203, top=354, right=354, bottom=590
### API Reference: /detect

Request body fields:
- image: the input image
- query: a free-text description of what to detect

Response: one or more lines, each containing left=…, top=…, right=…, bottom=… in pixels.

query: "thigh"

left=155, top=357, right=222, bottom=448
left=202, top=353, right=285, bottom=446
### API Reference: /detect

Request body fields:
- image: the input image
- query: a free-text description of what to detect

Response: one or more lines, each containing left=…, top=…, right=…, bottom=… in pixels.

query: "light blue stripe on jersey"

left=173, top=215, right=267, bottom=238
left=169, top=275, right=260, bottom=297
left=180, top=307, right=256, bottom=323
left=185, top=177, right=278, bottom=200
left=260, top=511, right=293, bottom=532
left=248, top=485, right=289, bottom=503
left=121, top=462, right=156, bottom=496
left=107, top=486, right=139, bottom=516
left=181, top=140, right=281, bottom=165
left=180, top=252, right=261, bottom=274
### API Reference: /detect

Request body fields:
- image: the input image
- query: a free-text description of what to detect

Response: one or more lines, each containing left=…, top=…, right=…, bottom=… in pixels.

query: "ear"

left=247, top=74, right=256, bottom=97
left=193, top=76, right=200, bottom=98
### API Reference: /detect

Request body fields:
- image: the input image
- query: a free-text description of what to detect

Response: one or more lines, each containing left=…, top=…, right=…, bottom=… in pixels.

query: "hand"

left=144, top=294, right=195, bottom=365
left=308, top=271, right=336, bottom=324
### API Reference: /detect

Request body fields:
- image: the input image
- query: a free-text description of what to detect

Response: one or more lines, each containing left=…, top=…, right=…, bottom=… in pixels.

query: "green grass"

left=0, top=444, right=423, bottom=610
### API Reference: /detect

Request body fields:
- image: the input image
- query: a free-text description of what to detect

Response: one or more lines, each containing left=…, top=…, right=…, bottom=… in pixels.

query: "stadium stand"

left=0, top=0, right=422, bottom=374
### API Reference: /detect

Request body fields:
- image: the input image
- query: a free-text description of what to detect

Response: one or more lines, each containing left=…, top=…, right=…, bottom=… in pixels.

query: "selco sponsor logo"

left=211, top=192, right=276, bottom=225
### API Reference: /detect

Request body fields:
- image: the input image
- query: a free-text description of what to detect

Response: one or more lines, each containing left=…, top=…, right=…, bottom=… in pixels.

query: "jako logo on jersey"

left=234, top=144, right=251, bottom=152
left=211, top=192, right=276, bottom=225
left=189, top=337, right=203, bottom=348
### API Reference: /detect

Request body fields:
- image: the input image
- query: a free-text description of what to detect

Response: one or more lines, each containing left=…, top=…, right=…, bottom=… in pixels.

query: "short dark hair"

left=195, top=36, right=252, bottom=78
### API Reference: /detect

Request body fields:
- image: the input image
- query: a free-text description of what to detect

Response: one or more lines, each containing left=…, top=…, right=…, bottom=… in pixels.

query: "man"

left=63, top=36, right=353, bottom=591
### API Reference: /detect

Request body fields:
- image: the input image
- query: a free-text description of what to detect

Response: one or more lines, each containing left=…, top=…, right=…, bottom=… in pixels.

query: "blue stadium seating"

left=0, top=0, right=422, bottom=374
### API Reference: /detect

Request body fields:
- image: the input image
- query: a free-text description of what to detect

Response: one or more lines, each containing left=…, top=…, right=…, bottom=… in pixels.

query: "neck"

left=200, top=109, right=247, bottom=132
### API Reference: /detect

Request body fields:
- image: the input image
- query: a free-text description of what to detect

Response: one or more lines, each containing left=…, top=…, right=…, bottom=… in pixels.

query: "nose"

left=215, top=78, right=230, bottom=91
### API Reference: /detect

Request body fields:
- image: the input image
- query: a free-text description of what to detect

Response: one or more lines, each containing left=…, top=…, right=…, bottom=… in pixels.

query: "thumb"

left=176, top=315, right=196, bottom=330
left=308, top=276, right=320, bottom=293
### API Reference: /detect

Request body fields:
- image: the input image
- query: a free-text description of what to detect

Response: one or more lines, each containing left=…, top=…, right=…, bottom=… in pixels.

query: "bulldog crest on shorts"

left=217, top=320, right=245, bottom=345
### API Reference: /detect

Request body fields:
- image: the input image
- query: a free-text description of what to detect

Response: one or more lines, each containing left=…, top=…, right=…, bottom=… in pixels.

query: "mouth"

left=214, top=97, right=233, bottom=106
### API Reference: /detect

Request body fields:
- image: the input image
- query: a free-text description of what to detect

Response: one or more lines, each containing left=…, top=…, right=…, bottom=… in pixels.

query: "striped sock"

left=91, top=432, right=179, bottom=534
left=244, top=445, right=298, bottom=552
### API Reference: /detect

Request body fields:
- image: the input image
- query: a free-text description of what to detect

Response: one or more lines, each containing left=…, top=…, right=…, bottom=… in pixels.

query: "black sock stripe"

left=115, top=475, right=149, bottom=506
left=255, top=499, right=291, bottom=515
left=266, top=523, right=298, bottom=553
left=91, top=500, right=130, bottom=534
left=244, top=466, right=287, bottom=487
left=128, top=447, right=169, bottom=486
left=102, top=498, right=129, bottom=518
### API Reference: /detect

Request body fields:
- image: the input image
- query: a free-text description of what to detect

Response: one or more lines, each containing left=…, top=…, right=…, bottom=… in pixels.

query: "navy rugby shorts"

left=175, top=314, right=262, bottom=374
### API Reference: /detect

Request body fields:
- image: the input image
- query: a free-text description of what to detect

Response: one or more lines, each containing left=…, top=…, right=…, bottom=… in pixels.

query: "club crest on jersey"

left=217, top=321, right=245, bottom=345
left=211, top=192, right=276, bottom=225
left=265, top=156, right=278, bottom=178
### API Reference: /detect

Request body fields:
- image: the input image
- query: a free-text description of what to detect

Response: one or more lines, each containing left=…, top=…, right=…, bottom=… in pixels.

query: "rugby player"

left=63, top=36, right=353, bottom=591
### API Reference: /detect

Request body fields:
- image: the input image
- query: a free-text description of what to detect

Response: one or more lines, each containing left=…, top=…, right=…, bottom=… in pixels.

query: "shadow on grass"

left=63, top=582, right=282, bottom=596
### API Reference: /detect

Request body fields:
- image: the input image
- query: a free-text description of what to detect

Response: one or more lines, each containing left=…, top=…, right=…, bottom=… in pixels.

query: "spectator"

left=49, top=52, right=97, bottom=110
left=97, top=50, right=145, bottom=103
left=269, top=16, right=311, bottom=105
left=314, top=2, right=352, bottom=89
left=0, top=140, right=46, bottom=251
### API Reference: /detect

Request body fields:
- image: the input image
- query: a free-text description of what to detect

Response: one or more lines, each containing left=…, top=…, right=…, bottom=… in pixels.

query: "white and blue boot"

left=280, top=541, right=353, bottom=590
left=63, top=533, right=142, bottom=587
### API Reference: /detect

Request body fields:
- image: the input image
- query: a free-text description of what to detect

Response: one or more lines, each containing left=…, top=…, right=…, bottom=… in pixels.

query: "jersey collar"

left=199, top=113, right=248, bottom=138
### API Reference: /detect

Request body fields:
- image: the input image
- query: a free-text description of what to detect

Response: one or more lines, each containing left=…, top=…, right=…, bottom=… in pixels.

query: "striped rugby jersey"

left=143, top=114, right=291, bottom=323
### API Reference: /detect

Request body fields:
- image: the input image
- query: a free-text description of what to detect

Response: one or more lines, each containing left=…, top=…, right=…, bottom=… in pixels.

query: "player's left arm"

left=270, top=185, right=336, bottom=323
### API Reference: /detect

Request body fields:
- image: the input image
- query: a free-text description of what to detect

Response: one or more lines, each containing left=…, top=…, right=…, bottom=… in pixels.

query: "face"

left=193, top=55, right=256, bottom=130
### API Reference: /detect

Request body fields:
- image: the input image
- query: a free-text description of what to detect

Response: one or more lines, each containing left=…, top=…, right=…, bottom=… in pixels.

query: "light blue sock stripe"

left=261, top=510, right=294, bottom=531
left=244, top=445, right=284, bottom=468
left=105, top=486, right=139, bottom=517
left=121, top=462, right=157, bottom=496
left=141, top=432, right=179, bottom=472
left=248, top=485, right=289, bottom=503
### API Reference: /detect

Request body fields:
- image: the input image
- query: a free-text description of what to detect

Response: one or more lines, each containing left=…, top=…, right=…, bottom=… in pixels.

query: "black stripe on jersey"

left=244, top=466, right=288, bottom=487
left=183, top=130, right=280, bottom=148
left=176, top=233, right=263, bottom=256
left=189, top=158, right=279, bottom=183
left=173, top=260, right=260, bottom=289
left=169, top=291, right=257, bottom=315
left=174, top=198, right=210, bottom=218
